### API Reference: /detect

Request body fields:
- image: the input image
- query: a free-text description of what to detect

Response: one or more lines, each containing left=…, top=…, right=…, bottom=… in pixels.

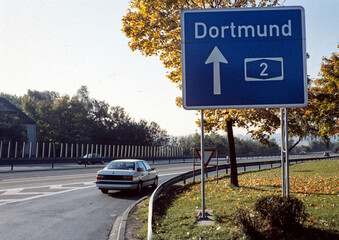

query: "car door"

left=136, top=161, right=148, bottom=184
left=141, top=161, right=155, bottom=187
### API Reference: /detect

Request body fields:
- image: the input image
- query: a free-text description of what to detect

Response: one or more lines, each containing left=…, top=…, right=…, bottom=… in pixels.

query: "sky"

left=0, top=0, right=338, bottom=137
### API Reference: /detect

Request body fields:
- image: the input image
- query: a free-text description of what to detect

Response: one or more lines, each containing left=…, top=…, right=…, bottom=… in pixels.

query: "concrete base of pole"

left=195, top=210, right=214, bottom=226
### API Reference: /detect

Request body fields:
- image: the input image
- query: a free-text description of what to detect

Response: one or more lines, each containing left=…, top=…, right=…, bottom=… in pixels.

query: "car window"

left=136, top=161, right=146, bottom=171
left=142, top=161, right=152, bottom=171
left=107, top=161, right=135, bottom=170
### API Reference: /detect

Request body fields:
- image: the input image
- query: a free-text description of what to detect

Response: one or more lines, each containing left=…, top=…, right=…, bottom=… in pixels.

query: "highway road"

left=0, top=154, right=334, bottom=239
left=0, top=163, right=193, bottom=240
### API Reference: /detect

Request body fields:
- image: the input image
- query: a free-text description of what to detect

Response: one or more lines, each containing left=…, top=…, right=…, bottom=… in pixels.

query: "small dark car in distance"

left=95, top=159, right=158, bottom=194
left=77, top=154, right=104, bottom=165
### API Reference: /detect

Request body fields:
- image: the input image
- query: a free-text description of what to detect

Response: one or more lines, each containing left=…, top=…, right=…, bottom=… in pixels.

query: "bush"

left=254, top=195, right=307, bottom=231
left=235, top=195, right=308, bottom=239
left=234, top=209, right=262, bottom=240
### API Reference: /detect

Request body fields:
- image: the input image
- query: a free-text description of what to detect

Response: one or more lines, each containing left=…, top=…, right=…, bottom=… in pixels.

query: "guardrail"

left=147, top=155, right=338, bottom=240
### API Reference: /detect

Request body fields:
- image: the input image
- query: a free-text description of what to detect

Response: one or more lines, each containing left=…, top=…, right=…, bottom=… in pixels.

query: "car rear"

left=96, top=169, right=138, bottom=191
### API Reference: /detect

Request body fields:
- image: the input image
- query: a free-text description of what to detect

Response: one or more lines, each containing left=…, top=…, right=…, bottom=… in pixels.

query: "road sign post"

left=181, top=6, right=306, bottom=207
left=200, top=110, right=206, bottom=219
left=181, top=6, right=307, bottom=110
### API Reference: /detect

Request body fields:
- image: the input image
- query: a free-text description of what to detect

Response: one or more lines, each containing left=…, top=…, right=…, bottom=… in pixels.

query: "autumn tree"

left=306, top=51, right=339, bottom=147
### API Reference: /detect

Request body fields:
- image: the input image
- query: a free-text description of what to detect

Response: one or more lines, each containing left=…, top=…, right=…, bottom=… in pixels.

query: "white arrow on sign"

left=205, top=46, right=228, bottom=95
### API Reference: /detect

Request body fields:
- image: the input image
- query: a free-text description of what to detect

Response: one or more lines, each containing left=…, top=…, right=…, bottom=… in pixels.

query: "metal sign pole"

left=284, top=108, right=290, bottom=196
left=281, top=108, right=290, bottom=196
left=200, top=110, right=206, bottom=218
left=281, top=108, right=286, bottom=196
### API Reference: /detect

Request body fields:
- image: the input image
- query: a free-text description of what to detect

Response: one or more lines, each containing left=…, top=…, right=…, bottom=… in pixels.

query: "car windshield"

left=106, top=161, right=135, bottom=170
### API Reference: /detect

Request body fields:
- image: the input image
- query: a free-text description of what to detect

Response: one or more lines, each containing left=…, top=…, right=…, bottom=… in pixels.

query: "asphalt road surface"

left=0, top=163, right=193, bottom=240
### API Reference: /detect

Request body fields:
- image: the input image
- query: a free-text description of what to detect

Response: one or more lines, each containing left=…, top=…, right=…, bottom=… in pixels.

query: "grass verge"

left=132, top=160, right=339, bottom=239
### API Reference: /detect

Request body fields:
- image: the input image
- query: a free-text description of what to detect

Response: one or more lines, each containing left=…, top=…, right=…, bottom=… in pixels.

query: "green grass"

left=133, top=160, right=339, bottom=239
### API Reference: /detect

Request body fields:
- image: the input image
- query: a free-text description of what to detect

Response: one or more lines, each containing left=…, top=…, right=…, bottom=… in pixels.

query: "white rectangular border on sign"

left=244, top=57, right=284, bottom=81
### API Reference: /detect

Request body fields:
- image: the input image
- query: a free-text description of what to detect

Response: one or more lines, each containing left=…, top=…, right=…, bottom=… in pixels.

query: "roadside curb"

left=110, top=195, right=149, bottom=240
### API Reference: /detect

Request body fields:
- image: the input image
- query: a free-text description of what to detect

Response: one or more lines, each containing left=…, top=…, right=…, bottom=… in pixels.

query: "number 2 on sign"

left=260, top=62, right=268, bottom=76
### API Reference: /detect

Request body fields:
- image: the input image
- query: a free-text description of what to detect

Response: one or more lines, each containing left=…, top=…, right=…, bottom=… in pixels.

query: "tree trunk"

left=226, top=119, right=238, bottom=187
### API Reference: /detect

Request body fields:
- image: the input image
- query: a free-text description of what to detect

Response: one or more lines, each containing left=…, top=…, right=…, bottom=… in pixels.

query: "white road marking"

left=0, top=171, right=187, bottom=206
left=1, top=173, right=94, bottom=183
left=0, top=181, right=95, bottom=192
left=0, top=182, right=95, bottom=206
left=49, top=185, right=63, bottom=189
left=2, top=189, right=23, bottom=195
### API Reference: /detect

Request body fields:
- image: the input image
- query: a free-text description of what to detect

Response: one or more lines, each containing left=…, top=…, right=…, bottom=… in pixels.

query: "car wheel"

left=152, top=177, right=158, bottom=189
left=135, top=182, right=142, bottom=194
left=101, top=189, right=109, bottom=194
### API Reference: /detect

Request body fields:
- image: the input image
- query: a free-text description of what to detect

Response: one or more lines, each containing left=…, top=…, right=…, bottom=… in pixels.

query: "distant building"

left=0, top=97, right=36, bottom=153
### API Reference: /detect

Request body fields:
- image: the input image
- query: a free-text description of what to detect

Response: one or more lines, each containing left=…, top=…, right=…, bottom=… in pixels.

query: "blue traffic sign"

left=181, top=7, right=307, bottom=110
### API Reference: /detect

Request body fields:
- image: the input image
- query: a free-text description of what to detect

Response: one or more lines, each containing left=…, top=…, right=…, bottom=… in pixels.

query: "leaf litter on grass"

left=135, top=160, right=338, bottom=239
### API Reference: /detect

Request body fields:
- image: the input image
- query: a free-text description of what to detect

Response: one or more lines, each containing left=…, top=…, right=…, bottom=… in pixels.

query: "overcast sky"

left=0, top=0, right=338, bottom=136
